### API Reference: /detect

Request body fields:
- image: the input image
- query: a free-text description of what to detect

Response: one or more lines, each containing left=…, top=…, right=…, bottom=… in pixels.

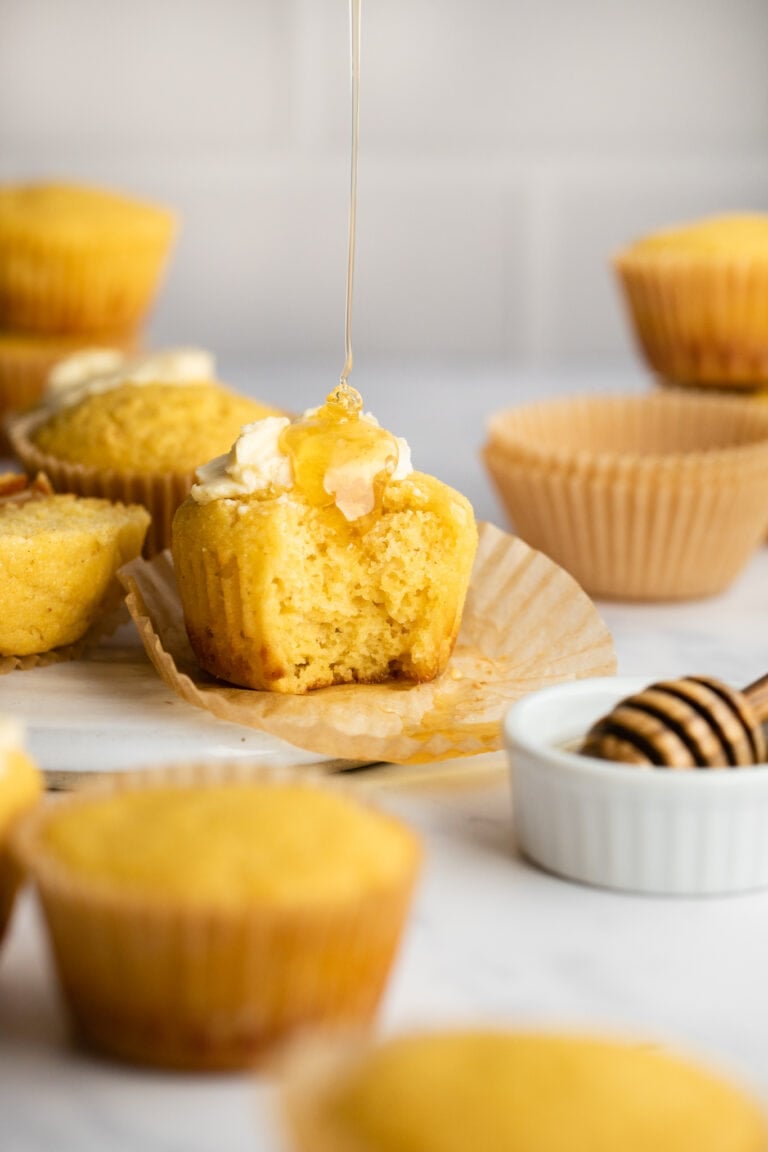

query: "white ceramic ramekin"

left=504, top=677, right=768, bottom=897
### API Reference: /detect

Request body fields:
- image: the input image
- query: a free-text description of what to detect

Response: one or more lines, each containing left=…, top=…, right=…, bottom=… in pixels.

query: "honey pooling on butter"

left=279, top=383, right=401, bottom=520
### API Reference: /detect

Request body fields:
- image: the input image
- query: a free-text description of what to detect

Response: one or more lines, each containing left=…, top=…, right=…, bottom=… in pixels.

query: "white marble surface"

left=3, top=361, right=768, bottom=1149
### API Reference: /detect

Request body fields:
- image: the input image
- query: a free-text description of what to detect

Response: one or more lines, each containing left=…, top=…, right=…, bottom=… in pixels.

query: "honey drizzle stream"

left=340, top=0, right=361, bottom=388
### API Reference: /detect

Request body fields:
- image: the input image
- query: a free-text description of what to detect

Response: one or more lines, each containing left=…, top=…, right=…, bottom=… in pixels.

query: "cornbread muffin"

left=0, top=182, right=176, bottom=334
left=172, top=383, right=478, bottom=693
left=615, top=214, right=768, bottom=388
left=13, top=767, right=421, bottom=1070
left=7, top=348, right=281, bottom=555
left=283, top=1031, right=768, bottom=1152
left=0, top=717, right=41, bottom=946
left=0, top=473, right=150, bottom=656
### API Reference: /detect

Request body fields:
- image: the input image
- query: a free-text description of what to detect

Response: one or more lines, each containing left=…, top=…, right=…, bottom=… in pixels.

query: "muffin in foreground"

left=12, top=766, right=421, bottom=1071
left=282, top=1030, right=768, bottom=1152
left=6, top=347, right=281, bottom=556
left=172, top=382, right=478, bottom=693
left=615, top=214, right=768, bottom=389
left=0, top=717, right=41, bottom=947
left=0, top=182, right=176, bottom=335
left=0, top=472, right=149, bottom=656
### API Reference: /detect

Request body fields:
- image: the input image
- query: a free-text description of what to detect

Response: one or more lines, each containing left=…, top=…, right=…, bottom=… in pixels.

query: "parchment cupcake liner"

left=117, top=522, right=616, bottom=765
left=484, top=393, right=768, bottom=601
left=616, top=252, right=768, bottom=388
left=11, top=763, right=421, bottom=1071
left=6, top=407, right=193, bottom=557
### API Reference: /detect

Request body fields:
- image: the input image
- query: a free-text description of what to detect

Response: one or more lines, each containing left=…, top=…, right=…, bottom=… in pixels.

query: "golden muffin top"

left=297, top=1032, right=767, bottom=1152
left=36, top=780, right=420, bottom=909
left=0, top=182, right=175, bottom=244
left=31, top=381, right=281, bottom=474
left=0, top=718, right=42, bottom=834
left=619, top=214, right=768, bottom=260
left=0, top=491, right=150, bottom=541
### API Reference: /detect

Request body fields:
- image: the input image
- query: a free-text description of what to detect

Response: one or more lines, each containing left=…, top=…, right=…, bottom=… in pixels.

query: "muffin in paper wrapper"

left=0, top=183, right=176, bottom=335
left=0, top=330, right=139, bottom=423
left=117, top=522, right=616, bottom=766
left=484, top=392, right=768, bottom=601
left=6, top=407, right=196, bottom=557
left=615, top=217, right=768, bottom=389
left=11, top=763, right=421, bottom=1071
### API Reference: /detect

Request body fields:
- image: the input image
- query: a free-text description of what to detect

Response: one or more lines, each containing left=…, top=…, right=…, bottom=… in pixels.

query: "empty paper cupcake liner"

left=615, top=252, right=768, bottom=388
left=11, top=762, right=421, bottom=1071
left=484, top=392, right=768, bottom=600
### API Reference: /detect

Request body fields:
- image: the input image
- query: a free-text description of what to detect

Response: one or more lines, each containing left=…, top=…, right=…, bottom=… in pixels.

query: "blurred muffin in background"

left=615, top=214, right=768, bottom=390
left=0, top=330, right=139, bottom=431
left=6, top=347, right=283, bottom=555
left=282, top=1030, right=768, bottom=1152
left=0, top=717, right=41, bottom=948
left=0, top=183, right=176, bottom=336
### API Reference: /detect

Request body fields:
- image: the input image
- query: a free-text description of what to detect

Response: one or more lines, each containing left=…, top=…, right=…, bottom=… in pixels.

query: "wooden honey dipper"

left=580, top=675, right=768, bottom=768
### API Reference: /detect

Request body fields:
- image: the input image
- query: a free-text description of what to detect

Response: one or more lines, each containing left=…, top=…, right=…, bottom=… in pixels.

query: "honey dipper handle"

left=743, top=673, right=768, bottom=723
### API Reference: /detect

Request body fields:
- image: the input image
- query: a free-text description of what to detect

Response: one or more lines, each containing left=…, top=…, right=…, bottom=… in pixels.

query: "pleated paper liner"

left=118, top=522, right=616, bottom=767
left=615, top=249, right=768, bottom=389
left=6, top=407, right=194, bottom=557
left=11, top=763, right=421, bottom=1071
left=0, top=473, right=149, bottom=674
left=484, top=393, right=768, bottom=601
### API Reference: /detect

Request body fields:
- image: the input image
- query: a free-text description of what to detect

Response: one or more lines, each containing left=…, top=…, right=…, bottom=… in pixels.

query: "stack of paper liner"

left=116, top=521, right=616, bottom=768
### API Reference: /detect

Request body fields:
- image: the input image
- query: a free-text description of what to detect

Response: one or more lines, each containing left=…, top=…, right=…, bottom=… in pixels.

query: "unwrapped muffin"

left=0, top=717, right=41, bottom=946
left=0, top=472, right=149, bottom=657
left=615, top=214, right=768, bottom=388
left=282, top=1030, right=768, bottom=1152
left=0, top=182, right=176, bottom=335
left=12, top=765, right=421, bottom=1070
left=172, top=382, right=478, bottom=692
left=6, top=348, right=282, bottom=555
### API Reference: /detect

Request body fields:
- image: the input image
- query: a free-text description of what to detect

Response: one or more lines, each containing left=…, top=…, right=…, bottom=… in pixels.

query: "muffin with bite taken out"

left=172, top=383, right=478, bottom=693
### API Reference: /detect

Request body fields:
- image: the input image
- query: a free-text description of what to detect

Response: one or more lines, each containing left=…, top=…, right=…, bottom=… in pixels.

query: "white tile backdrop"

left=1, top=0, right=767, bottom=364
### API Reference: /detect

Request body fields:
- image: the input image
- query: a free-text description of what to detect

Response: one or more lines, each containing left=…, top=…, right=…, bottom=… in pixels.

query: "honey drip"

left=279, top=383, right=399, bottom=520
left=340, top=0, right=361, bottom=388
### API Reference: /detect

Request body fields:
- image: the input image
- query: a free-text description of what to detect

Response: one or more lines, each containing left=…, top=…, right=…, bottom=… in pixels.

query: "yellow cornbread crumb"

left=31, top=382, right=279, bottom=473
left=0, top=494, right=149, bottom=655
left=39, top=782, right=418, bottom=908
left=294, top=1032, right=767, bottom=1152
